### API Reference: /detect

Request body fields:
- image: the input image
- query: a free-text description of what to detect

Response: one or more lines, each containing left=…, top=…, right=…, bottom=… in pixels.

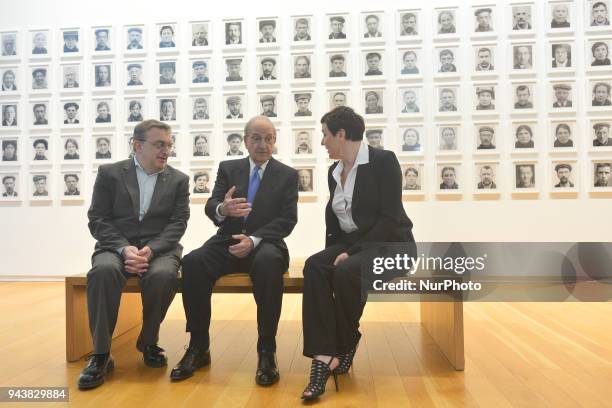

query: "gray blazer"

left=87, top=158, right=190, bottom=257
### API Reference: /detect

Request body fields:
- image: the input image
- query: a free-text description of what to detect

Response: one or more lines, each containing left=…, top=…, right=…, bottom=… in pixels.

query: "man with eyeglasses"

left=79, top=119, right=190, bottom=391
left=172, top=116, right=298, bottom=388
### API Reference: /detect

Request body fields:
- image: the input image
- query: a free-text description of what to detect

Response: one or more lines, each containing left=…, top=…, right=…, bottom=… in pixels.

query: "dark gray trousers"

left=87, top=250, right=180, bottom=354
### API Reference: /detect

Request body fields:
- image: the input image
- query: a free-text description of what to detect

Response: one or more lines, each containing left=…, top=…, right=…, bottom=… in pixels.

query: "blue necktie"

left=245, top=165, right=261, bottom=219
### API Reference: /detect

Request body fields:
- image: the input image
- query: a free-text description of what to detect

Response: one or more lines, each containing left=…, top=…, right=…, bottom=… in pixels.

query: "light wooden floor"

left=0, top=283, right=611, bottom=407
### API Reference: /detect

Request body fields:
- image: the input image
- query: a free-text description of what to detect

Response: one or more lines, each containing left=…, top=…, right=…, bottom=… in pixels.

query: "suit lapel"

left=234, top=158, right=251, bottom=199
left=147, top=167, right=172, bottom=218
left=252, top=158, right=278, bottom=210
left=122, top=160, right=140, bottom=220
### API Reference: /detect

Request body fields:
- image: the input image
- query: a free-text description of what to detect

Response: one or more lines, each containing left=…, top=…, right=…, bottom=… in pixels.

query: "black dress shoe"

left=170, top=346, right=211, bottom=381
left=136, top=336, right=168, bottom=368
left=255, top=351, right=279, bottom=386
left=78, top=354, right=114, bottom=390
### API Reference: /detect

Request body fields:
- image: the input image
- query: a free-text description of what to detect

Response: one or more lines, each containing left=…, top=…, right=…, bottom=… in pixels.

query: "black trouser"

left=302, top=241, right=367, bottom=358
left=181, top=235, right=288, bottom=352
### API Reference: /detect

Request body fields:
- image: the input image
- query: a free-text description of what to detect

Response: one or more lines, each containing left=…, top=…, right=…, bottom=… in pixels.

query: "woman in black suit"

left=301, top=107, right=415, bottom=401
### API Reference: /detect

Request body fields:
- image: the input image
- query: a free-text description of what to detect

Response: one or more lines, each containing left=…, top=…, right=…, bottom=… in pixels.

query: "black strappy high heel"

left=301, top=357, right=339, bottom=401
left=334, top=347, right=357, bottom=374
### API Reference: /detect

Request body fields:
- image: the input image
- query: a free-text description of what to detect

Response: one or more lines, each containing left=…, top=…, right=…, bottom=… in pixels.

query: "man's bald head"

left=244, top=115, right=276, bottom=137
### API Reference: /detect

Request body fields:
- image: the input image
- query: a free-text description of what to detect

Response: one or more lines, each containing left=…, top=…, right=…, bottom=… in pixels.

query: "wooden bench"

left=65, top=260, right=464, bottom=370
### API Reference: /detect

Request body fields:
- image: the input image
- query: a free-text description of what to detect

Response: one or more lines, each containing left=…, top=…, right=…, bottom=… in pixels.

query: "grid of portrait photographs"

left=1, top=1, right=612, bottom=204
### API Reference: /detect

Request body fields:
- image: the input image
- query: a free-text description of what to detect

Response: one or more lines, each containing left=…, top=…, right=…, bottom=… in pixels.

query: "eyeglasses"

left=248, top=136, right=276, bottom=145
left=145, top=140, right=174, bottom=151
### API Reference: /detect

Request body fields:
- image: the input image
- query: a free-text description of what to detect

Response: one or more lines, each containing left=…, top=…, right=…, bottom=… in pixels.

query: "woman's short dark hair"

left=320, top=106, right=365, bottom=141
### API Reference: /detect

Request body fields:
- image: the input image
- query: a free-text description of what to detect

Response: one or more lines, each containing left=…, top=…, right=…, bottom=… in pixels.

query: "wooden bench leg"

left=419, top=297, right=465, bottom=371
left=66, top=283, right=143, bottom=362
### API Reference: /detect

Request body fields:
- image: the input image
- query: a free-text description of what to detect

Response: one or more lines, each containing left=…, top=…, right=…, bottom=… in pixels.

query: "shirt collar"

left=249, top=157, right=269, bottom=173
left=333, top=142, right=370, bottom=178
left=134, top=156, right=164, bottom=176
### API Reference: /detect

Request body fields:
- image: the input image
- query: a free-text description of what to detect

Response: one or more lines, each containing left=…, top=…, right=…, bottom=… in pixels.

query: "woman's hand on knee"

left=333, top=252, right=349, bottom=266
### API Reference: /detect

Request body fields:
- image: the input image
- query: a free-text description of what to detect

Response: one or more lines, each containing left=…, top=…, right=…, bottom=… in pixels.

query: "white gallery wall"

left=0, top=0, right=611, bottom=278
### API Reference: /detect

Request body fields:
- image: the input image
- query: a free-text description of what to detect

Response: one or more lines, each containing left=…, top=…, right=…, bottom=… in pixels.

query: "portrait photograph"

left=326, top=14, right=350, bottom=42
left=397, top=9, right=421, bottom=40
left=168, top=133, right=178, bottom=159
left=401, top=164, right=424, bottom=192
left=60, top=28, right=80, bottom=56
left=224, top=57, right=245, bottom=83
left=362, top=89, right=384, bottom=116
left=30, top=173, right=50, bottom=199
left=549, top=2, right=573, bottom=31
left=361, top=12, right=384, bottom=42
left=328, top=89, right=350, bottom=110
left=92, top=99, right=113, bottom=126
left=257, top=55, right=278, bottom=82
left=397, top=87, right=423, bottom=117
left=0, top=31, right=18, bottom=59
left=93, top=63, right=113, bottom=89
left=434, top=47, right=460, bottom=77
left=158, top=97, right=177, bottom=122
left=472, top=6, right=496, bottom=35
left=514, top=162, right=537, bottom=190
left=437, top=163, right=461, bottom=192
left=61, top=64, right=81, bottom=91
left=549, top=81, right=576, bottom=112
left=293, top=129, right=314, bottom=155
left=551, top=162, right=577, bottom=190
left=191, top=169, right=212, bottom=195
left=588, top=79, right=612, bottom=110
left=259, top=94, right=278, bottom=118
left=399, top=126, right=424, bottom=155
left=92, top=26, right=112, bottom=54
left=549, top=121, right=576, bottom=150
left=510, top=3, right=535, bottom=33
left=61, top=172, right=83, bottom=198
left=548, top=41, right=574, bottom=72
left=93, top=135, right=112, bottom=161
left=256, top=17, right=278, bottom=45
left=365, top=128, right=385, bottom=150
left=436, top=125, right=461, bottom=153
left=511, top=43, right=535, bottom=74
left=30, top=66, right=50, bottom=92
left=224, top=20, right=244, bottom=46
left=327, top=52, right=350, bottom=80
left=398, top=48, right=422, bottom=78
left=586, top=0, right=611, bottom=30
left=0, top=173, right=19, bottom=200
left=158, top=60, right=177, bottom=86
left=362, top=50, right=384, bottom=78
left=512, top=122, right=537, bottom=151
left=473, top=45, right=496, bottom=74
left=1, top=67, right=19, bottom=93
left=475, top=163, right=499, bottom=191
left=474, top=123, right=498, bottom=152
left=224, top=94, right=245, bottom=120
left=586, top=39, right=611, bottom=72
left=125, top=61, right=145, bottom=89
left=224, top=131, right=245, bottom=156
left=1, top=103, right=18, bottom=128
left=590, top=120, right=612, bottom=148
left=434, top=8, right=458, bottom=38
left=1, top=138, right=19, bottom=163
left=191, top=133, right=211, bottom=158
left=125, top=25, right=144, bottom=53
left=296, top=167, right=314, bottom=193
left=30, top=137, right=50, bottom=163
left=511, top=82, right=536, bottom=113
left=592, top=161, right=612, bottom=189
left=61, top=100, right=81, bottom=126
left=29, top=101, right=50, bottom=128
left=190, top=59, right=211, bottom=86
left=30, top=30, right=49, bottom=57
left=191, top=21, right=210, bottom=48
left=61, top=135, right=82, bottom=162
left=293, top=92, right=313, bottom=118
left=191, top=95, right=211, bottom=121
left=293, top=54, right=313, bottom=80
left=125, top=98, right=145, bottom=123
left=157, top=23, right=178, bottom=50
left=291, top=15, right=313, bottom=44
left=473, top=85, right=497, bottom=113
left=436, top=86, right=460, bottom=115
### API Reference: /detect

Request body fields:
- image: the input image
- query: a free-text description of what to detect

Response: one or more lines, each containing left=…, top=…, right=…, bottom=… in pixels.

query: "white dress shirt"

left=216, top=157, right=269, bottom=248
left=331, top=142, right=369, bottom=234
